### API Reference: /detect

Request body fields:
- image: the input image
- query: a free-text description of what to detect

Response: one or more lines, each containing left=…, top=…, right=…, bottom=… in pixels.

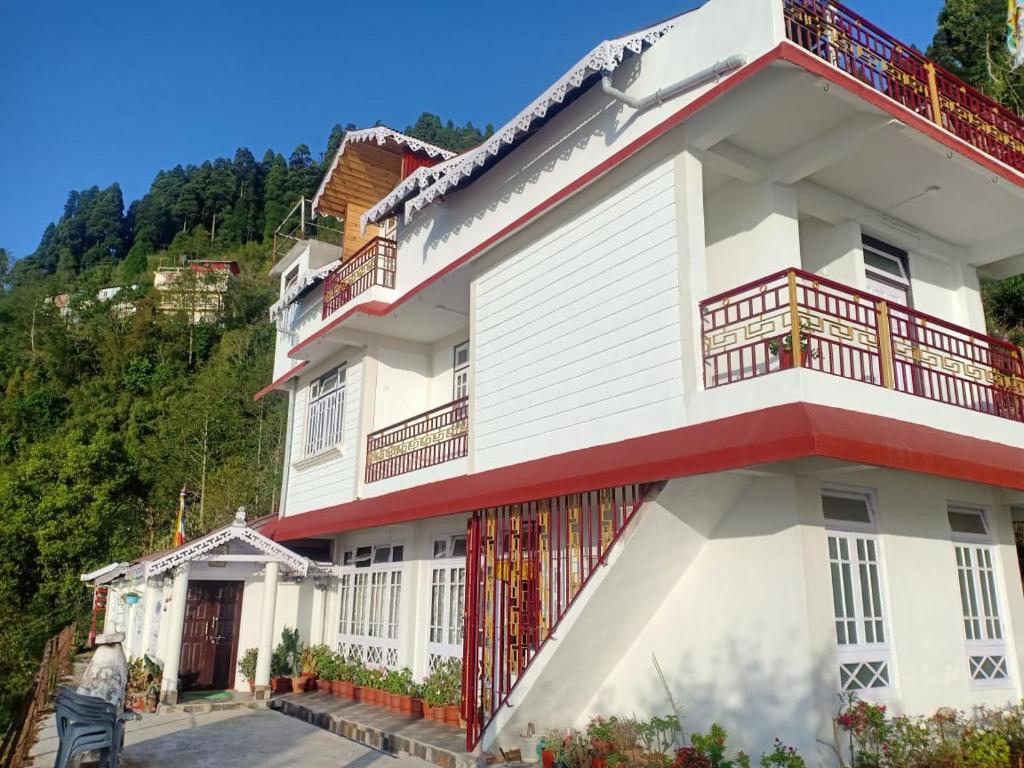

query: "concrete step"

left=271, top=693, right=476, bottom=768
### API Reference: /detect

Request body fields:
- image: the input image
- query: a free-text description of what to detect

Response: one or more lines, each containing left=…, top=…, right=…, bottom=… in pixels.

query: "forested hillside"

left=0, top=115, right=490, bottom=728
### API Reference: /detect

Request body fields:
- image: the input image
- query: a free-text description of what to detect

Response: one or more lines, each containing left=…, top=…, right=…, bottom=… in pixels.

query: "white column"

left=159, top=563, right=190, bottom=705
left=139, top=580, right=158, bottom=658
left=310, top=582, right=326, bottom=645
left=254, top=561, right=279, bottom=699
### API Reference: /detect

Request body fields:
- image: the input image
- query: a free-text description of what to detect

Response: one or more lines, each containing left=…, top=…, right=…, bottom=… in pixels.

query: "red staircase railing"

left=700, top=268, right=1024, bottom=422
left=364, top=397, right=468, bottom=483
left=784, top=0, right=1024, bottom=174
left=322, top=236, right=397, bottom=318
left=462, top=484, right=654, bottom=750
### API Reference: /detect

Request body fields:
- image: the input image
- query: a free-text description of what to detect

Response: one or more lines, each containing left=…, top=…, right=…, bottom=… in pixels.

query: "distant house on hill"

left=153, top=260, right=240, bottom=322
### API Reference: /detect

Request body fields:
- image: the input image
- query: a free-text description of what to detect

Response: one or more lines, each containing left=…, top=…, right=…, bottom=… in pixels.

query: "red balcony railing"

left=701, top=268, right=1024, bottom=423
left=364, top=397, right=468, bottom=483
left=321, top=236, right=397, bottom=319
left=784, top=0, right=1024, bottom=174
left=463, top=484, right=653, bottom=750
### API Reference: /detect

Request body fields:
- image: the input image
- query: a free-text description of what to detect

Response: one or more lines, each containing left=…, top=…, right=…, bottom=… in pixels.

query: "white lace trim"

left=267, top=259, right=340, bottom=320
left=362, top=16, right=680, bottom=227
left=312, top=126, right=456, bottom=215
left=359, top=155, right=461, bottom=232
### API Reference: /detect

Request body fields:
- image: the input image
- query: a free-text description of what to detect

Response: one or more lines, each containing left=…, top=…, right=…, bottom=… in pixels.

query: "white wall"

left=487, top=469, right=1024, bottom=765
left=284, top=354, right=364, bottom=516
left=472, top=157, right=686, bottom=470
left=705, top=181, right=802, bottom=295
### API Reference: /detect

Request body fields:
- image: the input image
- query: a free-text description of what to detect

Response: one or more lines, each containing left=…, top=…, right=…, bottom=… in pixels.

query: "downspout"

left=277, top=378, right=298, bottom=517
left=601, top=55, right=747, bottom=111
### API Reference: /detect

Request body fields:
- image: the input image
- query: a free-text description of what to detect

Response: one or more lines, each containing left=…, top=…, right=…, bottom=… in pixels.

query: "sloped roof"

left=362, top=13, right=684, bottom=228
left=311, top=127, right=456, bottom=217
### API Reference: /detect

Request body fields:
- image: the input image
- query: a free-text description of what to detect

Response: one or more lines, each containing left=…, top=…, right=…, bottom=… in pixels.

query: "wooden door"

left=179, top=580, right=244, bottom=691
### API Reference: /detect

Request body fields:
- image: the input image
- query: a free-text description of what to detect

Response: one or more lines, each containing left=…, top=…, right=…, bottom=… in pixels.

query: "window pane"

left=864, top=250, right=905, bottom=279
left=948, top=508, right=987, bottom=536
left=388, top=572, right=402, bottom=640
left=822, top=495, right=872, bottom=525
left=451, top=536, right=467, bottom=558
left=430, top=568, right=445, bottom=643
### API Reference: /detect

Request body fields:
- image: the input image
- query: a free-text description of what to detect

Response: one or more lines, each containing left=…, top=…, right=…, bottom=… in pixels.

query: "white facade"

left=114, top=0, right=1024, bottom=759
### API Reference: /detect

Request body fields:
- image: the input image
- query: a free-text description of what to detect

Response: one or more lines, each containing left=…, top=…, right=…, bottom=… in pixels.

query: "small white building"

left=90, top=0, right=1024, bottom=763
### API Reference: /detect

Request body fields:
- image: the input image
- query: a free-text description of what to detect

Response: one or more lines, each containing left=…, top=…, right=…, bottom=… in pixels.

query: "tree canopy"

left=0, top=113, right=487, bottom=728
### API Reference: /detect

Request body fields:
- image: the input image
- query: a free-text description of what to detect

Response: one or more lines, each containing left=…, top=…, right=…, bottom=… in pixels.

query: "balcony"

left=322, top=237, right=397, bottom=319
left=701, top=269, right=1024, bottom=423
left=272, top=198, right=343, bottom=264
left=784, top=0, right=1024, bottom=174
left=365, top=397, right=469, bottom=483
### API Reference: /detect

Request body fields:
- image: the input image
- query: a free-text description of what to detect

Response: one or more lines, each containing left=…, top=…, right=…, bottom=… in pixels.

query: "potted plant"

left=300, top=646, right=317, bottom=690
left=540, top=729, right=564, bottom=768
left=586, top=717, right=614, bottom=768
left=126, top=656, right=147, bottom=711
left=338, top=655, right=356, bottom=698
left=769, top=332, right=818, bottom=370
left=435, top=658, right=463, bottom=727
left=560, top=730, right=590, bottom=768
left=271, top=627, right=301, bottom=694
left=313, top=647, right=334, bottom=693
left=409, top=682, right=425, bottom=718
left=236, top=648, right=258, bottom=693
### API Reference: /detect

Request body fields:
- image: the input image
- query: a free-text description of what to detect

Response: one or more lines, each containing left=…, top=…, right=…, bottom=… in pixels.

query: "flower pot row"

left=307, top=678, right=462, bottom=727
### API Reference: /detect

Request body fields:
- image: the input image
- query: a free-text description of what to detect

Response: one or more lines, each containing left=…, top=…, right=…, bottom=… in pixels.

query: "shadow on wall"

left=584, top=633, right=842, bottom=767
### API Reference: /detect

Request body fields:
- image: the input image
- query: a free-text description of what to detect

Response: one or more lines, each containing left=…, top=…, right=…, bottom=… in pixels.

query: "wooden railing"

left=463, top=485, right=652, bottom=750
left=0, top=623, right=77, bottom=768
left=701, top=268, right=1024, bottom=422
left=322, top=237, right=397, bottom=319
left=364, top=397, right=468, bottom=483
left=784, top=0, right=1024, bottom=174
left=272, top=197, right=344, bottom=264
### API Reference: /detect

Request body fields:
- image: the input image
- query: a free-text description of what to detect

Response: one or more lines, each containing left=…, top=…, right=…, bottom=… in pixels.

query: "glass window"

left=823, top=491, right=891, bottom=693
left=453, top=341, right=469, bottom=401
left=823, top=494, right=873, bottom=526
left=305, top=366, right=345, bottom=456
left=949, top=507, right=989, bottom=537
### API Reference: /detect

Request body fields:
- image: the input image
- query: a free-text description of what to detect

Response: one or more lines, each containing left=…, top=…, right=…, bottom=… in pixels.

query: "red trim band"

left=263, top=403, right=1024, bottom=541
left=252, top=361, right=308, bottom=401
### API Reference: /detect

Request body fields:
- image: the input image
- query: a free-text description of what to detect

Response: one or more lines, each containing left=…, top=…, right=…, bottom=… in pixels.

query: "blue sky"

left=0, top=0, right=943, bottom=260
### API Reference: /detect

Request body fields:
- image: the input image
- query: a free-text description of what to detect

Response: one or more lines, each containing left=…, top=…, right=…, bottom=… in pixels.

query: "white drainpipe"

left=600, top=55, right=747, bottom=111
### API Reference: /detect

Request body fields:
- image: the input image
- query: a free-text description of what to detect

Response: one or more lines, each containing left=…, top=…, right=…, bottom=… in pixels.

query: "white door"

left=425, top=535, right=467, bottom=672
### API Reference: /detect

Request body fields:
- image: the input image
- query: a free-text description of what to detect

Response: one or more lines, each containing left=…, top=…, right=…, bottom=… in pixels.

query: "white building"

left=87, top=0, right=1024, bottom=763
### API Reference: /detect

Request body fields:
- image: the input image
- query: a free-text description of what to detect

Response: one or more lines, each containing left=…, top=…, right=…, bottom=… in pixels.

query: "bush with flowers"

left=835, top=693, right=1023, bottom=768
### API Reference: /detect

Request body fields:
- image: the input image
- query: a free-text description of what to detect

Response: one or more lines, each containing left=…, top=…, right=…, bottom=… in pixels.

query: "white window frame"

left=949, top=504, right=1011, bottom=689
left=304, top=365, right=345, bottom=457
left=822, top=488, right=894, bottom=696
left=863, top=237, right=911, bottom=291
left=426, top=535, right=467, bottom=672
left=282, top=264, right=300, bottom=295
left=336, top=543, right=406, bottom=668
left=453, top=341, right=469, bottom=401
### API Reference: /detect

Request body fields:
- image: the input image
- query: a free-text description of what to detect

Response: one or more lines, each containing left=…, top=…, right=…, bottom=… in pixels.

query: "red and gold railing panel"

left=463, top=484, right=653, bottom=750
left=364, top=397, right=468, bottom=483
left=322, top=236, right=397, bottom=319
left=784, top=0, right=1024, bottom=174
left=701, top=267, right=1024, bottom=423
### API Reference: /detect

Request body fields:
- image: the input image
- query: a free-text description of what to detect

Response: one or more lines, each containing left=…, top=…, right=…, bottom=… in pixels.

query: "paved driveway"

left=30, top=707, right=436, bottom=768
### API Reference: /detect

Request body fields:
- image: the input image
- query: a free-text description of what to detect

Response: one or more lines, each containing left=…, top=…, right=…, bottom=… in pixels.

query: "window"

left=949, top=506, right=1009, bottom=686
left=822, top=490, right=892, bottom=693
left=453, top=342, right=469, bottom=401
left=862, top=236, right=911, bottom=307
left=283, top=265, right=299, bottom=295
left=337, top=542, right=404, bottom=667
left=427, top=534, right=467, bottom=670
left=305, top=366, right=345, bottom=456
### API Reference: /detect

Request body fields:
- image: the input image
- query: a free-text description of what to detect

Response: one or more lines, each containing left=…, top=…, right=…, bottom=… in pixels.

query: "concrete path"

left=30, top=707, right=437, bottom=768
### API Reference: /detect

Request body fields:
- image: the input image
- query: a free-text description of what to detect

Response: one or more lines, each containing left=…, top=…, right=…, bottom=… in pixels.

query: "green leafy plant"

left=560, top=730, right=591, bottom=768
left=309, top=644, right=333, bottom=678
left=237, top=648, right=258, bottom=681
left=272, top=626, right=301, bottom=677
left=421, top=657, right=462, bottom=706
left=758, top=739, right=805, bottom=768
left=300, top=646, right=316, bottom=676
left=126, top=656, right=147, bottom=695
left=384, top=667, right=414, bottom=695
left=687, top=724, right=749, bottom=768
left=540, top=728, right=564, bottom=762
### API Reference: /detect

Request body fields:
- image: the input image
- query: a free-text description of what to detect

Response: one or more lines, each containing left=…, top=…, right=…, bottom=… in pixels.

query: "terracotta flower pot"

left=317, top=678, right=332, bottom=693
left=273, top=677, right=291, bottom=694
left=444, top=704, right=460, bottom=726
left=341, top=681, right=354, bottom=699
left=592, top=758, right=607, bottom=768
left=778, top=348, right=794, bottom=370
left=542, top=750, right=555, bottom=768
left=290, top=676, right=305, bottom=694
left=389, top=692, right=402, bottom=711
left=428, top=703, right=446, bottom=723
left=399, top=694, right=412, bottom=715
left=410, top=697, right=424, bottom=718
left=331, top=679, right=344, bottom=696
left=375, top=689, right=387, bottom=707
left=352, top=685, right=364, bottom=703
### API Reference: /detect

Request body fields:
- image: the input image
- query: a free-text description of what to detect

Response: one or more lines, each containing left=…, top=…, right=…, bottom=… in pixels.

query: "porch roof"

left=82, top=510, right=312, bottom=585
